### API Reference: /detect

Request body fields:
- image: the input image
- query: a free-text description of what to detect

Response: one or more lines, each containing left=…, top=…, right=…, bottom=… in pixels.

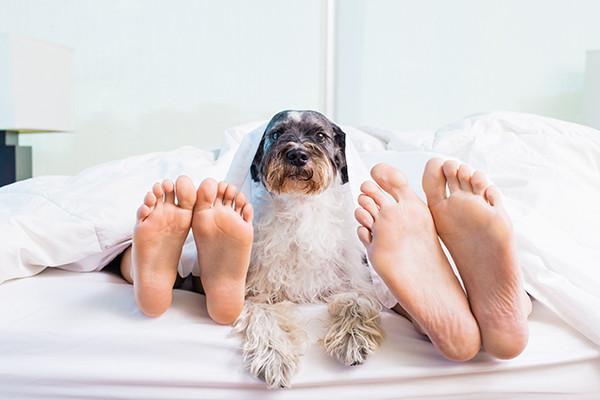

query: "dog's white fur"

left=234, top=180, right=384, bottom=388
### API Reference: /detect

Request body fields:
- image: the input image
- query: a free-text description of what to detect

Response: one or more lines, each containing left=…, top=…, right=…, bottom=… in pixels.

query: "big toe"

left=175, top=176, right=196, bottom=210
left=370, top=163, right=409, bottom=202
left=195, top=178, right=218, bottom=211
left=422, top=158, right=447, bottom=207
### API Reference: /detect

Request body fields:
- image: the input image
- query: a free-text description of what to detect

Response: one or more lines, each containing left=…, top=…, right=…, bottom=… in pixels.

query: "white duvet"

left=1, top=112, right=599, bottom=348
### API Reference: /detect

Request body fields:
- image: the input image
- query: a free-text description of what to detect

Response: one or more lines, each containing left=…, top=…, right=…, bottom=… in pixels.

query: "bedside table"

left=0, top=130, right=32, bottom=186
left=0, top=33, right=73, bottom=187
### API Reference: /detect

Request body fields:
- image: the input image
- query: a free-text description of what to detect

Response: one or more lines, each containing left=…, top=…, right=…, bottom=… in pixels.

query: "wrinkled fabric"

left=429, top=112, right=600, bottom=346
left=1, top=112, right=599, bottom=347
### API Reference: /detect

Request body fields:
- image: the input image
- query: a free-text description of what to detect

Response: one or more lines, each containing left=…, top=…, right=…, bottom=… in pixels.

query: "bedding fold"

left=1, top=111, right=599, bottom=348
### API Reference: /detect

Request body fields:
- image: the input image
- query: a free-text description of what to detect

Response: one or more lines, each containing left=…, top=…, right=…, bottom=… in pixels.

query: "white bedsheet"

left=356, top=112, right=600, bottom=347
left=0, top=269, right=598, bottom=400
left=430, top=112, right=600, bottom=346
left=1, top=111, right=600, bottom=397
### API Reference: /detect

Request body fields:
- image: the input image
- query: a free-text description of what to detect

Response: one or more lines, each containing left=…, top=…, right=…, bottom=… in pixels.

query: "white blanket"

left=1, top=112, right=599, bottom=348
left=430, top=112, right=600, bottom=346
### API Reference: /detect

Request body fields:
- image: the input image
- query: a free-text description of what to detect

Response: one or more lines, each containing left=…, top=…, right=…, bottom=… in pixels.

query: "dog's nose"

left=286, top=149, right=309, bottom=166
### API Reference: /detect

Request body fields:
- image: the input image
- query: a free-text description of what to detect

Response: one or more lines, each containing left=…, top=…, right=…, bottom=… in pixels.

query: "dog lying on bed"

left=233, top=110, right=384, bottom=388
left=119, top=109, right=531, bottom=389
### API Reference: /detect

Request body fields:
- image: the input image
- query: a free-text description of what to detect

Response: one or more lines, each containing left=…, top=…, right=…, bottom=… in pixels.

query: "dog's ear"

left=250, top=132, right=267, bottom=182
left=332, top=123, right=349, bottom=184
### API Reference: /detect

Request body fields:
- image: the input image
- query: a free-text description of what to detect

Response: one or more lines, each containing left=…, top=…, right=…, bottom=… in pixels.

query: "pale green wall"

left=336, top=0, right=600, bottom=130
left=3, top=0, right=600, bottom=176
left=0, top=0, right=325, bottom=175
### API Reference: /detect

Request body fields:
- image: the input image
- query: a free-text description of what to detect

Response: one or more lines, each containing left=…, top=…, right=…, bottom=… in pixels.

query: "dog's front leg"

left=233, top=300, right=305, bottom=389
left=322, top=292, right=384, bottom=366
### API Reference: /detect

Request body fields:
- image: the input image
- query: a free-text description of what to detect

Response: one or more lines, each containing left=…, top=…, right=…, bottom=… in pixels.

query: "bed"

left=1, top=268, right=599, bottom=400
left=1, top=112, right=600, bottom=399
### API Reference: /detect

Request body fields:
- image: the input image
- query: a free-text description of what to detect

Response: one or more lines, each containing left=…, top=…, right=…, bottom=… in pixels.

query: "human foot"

left=132, top=176, right=196, bottom=317
left=355, top=163, right=481, bottom=361
left=192, top=179, right=254, bottom=325
left=423, top=159, right=531, bottom=359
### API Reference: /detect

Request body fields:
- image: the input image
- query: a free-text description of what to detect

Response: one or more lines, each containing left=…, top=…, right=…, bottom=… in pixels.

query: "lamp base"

left=0, top=131, right=32, bottom=186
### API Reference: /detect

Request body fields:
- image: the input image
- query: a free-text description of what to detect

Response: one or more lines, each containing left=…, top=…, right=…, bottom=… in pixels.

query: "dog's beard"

left=263, top=151, right=335, bottom=195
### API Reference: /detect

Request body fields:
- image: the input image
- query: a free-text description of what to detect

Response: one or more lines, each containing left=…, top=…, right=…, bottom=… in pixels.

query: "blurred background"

left=1, top=0, right=599, bottom=176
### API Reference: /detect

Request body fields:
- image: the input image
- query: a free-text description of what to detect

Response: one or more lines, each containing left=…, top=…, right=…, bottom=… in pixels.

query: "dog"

left=233, top=110, right=385, bottom=389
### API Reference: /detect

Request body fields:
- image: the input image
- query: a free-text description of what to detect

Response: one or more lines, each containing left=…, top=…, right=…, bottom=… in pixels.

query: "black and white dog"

left=234, top=110, right=384, bottom=388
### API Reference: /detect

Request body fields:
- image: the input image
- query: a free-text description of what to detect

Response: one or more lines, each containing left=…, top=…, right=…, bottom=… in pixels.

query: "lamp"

left=0, top=33, right=72, bottom=186
left=583, top=49, right=600, bottom=130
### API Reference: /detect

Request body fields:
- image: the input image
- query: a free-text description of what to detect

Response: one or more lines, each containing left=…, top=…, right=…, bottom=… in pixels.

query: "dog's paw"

left=245, top=346, right=300, bottom=389
left=322, top=326, right=381, bottom=366
left=237, top=301, right=305, bottom=389
left=322, top=293, right=384, bottom=366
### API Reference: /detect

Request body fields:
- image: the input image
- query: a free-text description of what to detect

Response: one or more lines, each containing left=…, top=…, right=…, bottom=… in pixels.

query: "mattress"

left=1, top=268, right=599, bottom=400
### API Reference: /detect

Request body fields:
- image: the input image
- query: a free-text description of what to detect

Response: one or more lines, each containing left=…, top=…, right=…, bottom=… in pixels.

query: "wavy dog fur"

left=234, top=110, right=384, bottom=389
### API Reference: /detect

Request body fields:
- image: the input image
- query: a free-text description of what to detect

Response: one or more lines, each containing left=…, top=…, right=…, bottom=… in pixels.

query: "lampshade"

left=583, top=49, right=600, bottom=130
left=0, top=33, right=72, bottom=132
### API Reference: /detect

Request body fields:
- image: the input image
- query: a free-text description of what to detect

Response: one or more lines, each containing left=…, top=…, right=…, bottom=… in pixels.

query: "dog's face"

left=251, top=110, right=348, bottom=195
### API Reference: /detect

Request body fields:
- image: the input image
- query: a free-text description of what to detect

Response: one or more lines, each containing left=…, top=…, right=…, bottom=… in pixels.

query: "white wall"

left=0, top=0, right=325, bottom=175
left=336, top=0, right=600, bottom=130
left=2, top=0, right=600, bottom=176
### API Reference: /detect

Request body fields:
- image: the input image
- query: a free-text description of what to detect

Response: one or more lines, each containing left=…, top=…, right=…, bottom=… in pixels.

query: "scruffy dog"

left=234, top=110, right=385, bottom=388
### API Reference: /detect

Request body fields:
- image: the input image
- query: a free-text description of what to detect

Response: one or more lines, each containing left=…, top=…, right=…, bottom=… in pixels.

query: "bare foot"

left=355, top=163, right=481, bottom=362
left=131, top=176, right=196, bottom=317
left=192, top=179, right=254, bottom=325
left=423, top=159, right=532, bottom=359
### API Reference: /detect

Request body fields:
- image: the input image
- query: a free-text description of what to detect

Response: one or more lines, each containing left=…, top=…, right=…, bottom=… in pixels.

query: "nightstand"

left=0, top=131, right=32, bottom=186
left=0, top=33, right=72, bottom=186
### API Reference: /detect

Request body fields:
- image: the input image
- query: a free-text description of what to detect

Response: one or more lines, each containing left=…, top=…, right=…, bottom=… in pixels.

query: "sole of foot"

left=423, top=158, right=532, bottom=359
left=132, top=176, right=196, bottom=317
left=355, top=163, right=481, bottom=362
left=192, top=179, right=254, bottom=325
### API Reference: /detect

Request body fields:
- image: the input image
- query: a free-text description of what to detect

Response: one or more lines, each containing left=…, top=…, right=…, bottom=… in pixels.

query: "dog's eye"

left=271, top=131, right=280, bottom=141
left=316, top=132, right=326, bottom=142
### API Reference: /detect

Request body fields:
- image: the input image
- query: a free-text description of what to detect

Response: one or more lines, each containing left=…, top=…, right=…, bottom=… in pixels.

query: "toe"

left=471, top=170, right=489, bottom=195
left=216, top=181, right=228, bottom=205
left=223, top=184, right=237, bottom=207
left=137, top=204, right=152, bottom=221
left=422, top=158, right=447, bottom=207
left=357, top=226, right=372, bottom=247
left=358, top=194, right=380, bottom=220
left=175, top=176, right=196, bottom=210
left=162, top=179, right=175, bottom=203
left=354, top=207, right=374, bottom=230
left=234, top=192, right=248, bottom=214
left=143, top=191, right=157, bottom=208
left=241, top=203, right=254, bottom=222
left=442, top=160, right=460, bottom=194
left=485, top=185, right=503, bottom=206
left=370, top=163, right=409, bottom=202
left=152, top=182, right=164, bottom=204
left=457, top=164, right=473, bottom=192
left=360, top=181, right=392, bottom=207
left=195, top=178, right=218, bottom=211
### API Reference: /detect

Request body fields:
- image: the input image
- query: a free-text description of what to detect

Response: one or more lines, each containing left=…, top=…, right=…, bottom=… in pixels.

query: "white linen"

left=0, top=121, right=389, bottom=284
left=1, top=111, right=600, bottom=347
left=0, top=268, right=598, bottom=400
left=429, top=112, right=600, bottom=346
left=0, top=146, right=223, bottom=282
left=357, top=111, right=600, bottom=346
